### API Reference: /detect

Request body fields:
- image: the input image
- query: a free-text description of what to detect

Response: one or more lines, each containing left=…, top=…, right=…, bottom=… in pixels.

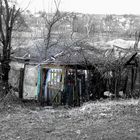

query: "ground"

left=0, top=92, right=140, bottom=140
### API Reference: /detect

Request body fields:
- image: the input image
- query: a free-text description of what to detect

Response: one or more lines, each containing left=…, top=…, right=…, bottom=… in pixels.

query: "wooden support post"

left=114, top=78, right=118, bottom=98
left=133, top=67, right=137, bottom=90
left=131, top=67, right=137, bottom=97
left=86, top=70, right=90, bottom=101
left=131, top=67, right=134, bottom=95
left=123, top=70, right=128, bottom=96
left=63, top=68, right=68, bottom=105
left=139, top=67, right=140, bottom=94
left=113, top=70, right=118, bottom=98
left=19, top=68, right=24, bottom=99
left=75, top=67, right=80, bottom=106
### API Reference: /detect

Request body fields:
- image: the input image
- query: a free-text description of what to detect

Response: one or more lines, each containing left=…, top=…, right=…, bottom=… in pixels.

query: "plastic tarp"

left=9, top=62, right=24, bottom=90
left=23, top=65, right=38, bottom=99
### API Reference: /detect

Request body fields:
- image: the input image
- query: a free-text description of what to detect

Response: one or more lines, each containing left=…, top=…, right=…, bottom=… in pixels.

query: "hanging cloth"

left=44, top=69, right=49, bottom=101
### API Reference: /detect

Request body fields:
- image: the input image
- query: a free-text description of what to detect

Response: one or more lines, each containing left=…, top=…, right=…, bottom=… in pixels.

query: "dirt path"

left=0, top=99, right=140, bottom=140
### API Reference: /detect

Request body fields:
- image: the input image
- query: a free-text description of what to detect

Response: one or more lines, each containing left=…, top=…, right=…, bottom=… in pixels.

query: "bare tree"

left=0, top=0, right=20, bottom=88
left=41, top=0, right=67, bottom=59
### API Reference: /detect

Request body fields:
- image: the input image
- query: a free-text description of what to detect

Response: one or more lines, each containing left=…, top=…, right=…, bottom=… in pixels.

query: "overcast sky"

left=18, top=0, right=140, bottom=15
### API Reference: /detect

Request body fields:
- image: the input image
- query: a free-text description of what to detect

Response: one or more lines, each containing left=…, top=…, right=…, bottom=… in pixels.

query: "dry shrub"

left=0, top=89, right=23, bottom=113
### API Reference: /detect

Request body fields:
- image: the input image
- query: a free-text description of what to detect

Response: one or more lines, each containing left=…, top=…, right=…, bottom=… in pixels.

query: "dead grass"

left=0, top=98, right=140, bottom=140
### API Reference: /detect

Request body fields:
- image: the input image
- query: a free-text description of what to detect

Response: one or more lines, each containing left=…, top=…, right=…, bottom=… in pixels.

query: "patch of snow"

left=106, top=39, right=136, bottom=49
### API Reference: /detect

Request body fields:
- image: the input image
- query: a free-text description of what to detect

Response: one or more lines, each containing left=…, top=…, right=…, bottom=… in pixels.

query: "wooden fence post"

left=75, top=67, right=80, bottom=106
left=19, top=68, right=24, bottom=99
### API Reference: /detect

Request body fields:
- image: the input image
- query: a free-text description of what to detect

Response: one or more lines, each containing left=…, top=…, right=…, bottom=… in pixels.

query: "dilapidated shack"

left=8, top=38, right=140, bottom=106
left=9, top=43, right=108, bottom=106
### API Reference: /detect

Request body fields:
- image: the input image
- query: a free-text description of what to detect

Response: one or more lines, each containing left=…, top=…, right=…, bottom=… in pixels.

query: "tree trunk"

left=1, top=59, right=10, bottom=93
left=0, top=0, right=20, bottom=95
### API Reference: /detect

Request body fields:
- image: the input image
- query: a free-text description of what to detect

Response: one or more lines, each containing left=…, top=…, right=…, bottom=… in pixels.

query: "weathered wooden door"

left=45, top=68, right=64, bottom=105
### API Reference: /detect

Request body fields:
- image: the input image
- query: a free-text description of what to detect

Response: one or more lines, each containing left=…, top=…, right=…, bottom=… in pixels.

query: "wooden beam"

left=125, top=52, right=137, bottom=66
left=75, top=66, right=80, bottom=106
left=131, top=68, right=134, bottom=94
left=19, top=68, right=24, bottom=99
